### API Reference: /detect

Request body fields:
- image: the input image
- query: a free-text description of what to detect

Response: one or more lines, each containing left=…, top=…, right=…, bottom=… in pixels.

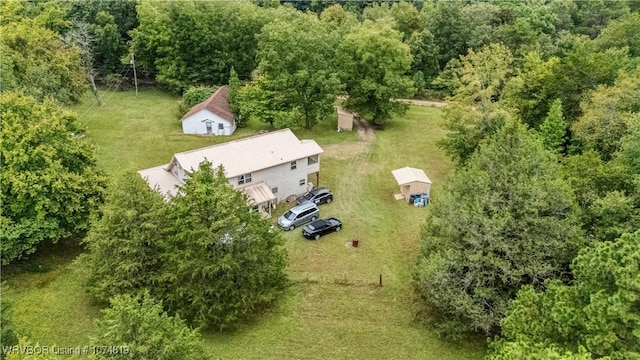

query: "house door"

left=205, top=122, right=213, bottom=134
left=218, top=123, right=224, bottom=135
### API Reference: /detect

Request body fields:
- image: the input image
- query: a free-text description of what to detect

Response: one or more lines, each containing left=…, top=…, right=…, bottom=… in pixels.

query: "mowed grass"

left=3, top=90, right=486, bottom=359
left=71, top=89, right=270, bottom=173
left=2, top=239, right=100, bottom=347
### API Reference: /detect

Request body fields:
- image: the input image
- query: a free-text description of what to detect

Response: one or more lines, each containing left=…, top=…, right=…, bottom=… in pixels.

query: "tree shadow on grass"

left=2, top=237, right=85, bottom=277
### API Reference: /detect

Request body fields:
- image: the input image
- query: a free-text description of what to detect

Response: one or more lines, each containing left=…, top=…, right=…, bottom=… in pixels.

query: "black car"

left=302, top=218, right=342, bottom=240
left=297, top=187, right=333, bottom=205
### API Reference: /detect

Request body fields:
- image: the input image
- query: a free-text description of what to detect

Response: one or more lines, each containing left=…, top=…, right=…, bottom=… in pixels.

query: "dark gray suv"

left=296, top=187, right=333, bottom=205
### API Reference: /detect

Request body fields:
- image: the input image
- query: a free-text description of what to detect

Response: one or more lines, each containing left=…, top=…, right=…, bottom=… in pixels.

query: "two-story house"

left=138, top=129, right=323, bottom=216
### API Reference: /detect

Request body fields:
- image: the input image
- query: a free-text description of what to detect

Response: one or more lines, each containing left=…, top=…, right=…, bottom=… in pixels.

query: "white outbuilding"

left=392, top=167, right=432, bottom=200
left=181, top=85, right=236, bottom=135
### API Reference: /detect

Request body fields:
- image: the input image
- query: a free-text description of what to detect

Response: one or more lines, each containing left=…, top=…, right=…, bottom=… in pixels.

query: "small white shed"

left=392, top=167, right=432, bottom=200
left=336, top=106, right=354, bottom=131
left=181, top=85, right=236, bottom=135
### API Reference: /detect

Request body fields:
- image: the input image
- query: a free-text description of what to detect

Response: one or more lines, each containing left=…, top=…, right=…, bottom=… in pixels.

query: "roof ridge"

left=173, top=128, right=294, bottom=157
left=181, top=85, right=232, bottom=121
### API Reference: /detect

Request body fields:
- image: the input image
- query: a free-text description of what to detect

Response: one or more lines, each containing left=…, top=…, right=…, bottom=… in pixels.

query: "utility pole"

left=130, top=53, right=138, bottom=96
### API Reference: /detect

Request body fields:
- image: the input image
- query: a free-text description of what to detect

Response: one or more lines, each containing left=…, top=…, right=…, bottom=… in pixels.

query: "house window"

left=290, top=161, right=297, bottom=170
left=271, top=187, right=278, bottom=194
left=218, top=123, right=224, bottom=130
left=238, top=173, right=252, bottom=185
left=308, top=155, right=318, bottom=165
left=299, top=179, right=306, bottom=186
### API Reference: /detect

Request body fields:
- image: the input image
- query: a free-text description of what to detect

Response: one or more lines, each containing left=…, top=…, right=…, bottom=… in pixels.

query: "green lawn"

left=3, top=89, right=486, bottom=359
left=70, top=89, right=272, bottom=173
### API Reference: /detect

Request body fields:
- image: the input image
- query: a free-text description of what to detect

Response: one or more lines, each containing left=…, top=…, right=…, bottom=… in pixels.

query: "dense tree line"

left=129, top=0, right=639, bottom=129
left=4, top=0, right=637, bottom=126
left=409, top=2, right=640, bottom=358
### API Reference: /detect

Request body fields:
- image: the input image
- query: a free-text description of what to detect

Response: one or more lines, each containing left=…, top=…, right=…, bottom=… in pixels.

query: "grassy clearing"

left=3, top=90, right=485, bottom=359
left=2, top=239, right=101, bottom=346
left=71, top=89, right=270, bottom=173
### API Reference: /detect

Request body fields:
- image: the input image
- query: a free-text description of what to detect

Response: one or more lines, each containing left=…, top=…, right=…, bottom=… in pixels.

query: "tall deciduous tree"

left=251, top=14, right=342, bottom=129
left=94, top=293, right=205, bottom=360
left=561, top=151, right=636, bottom=242
left=489, top=231, right=640, bottom=359
left=422, top=0, right=470, bottom=68
left=132, top=0, right=269, bottom=92
left=573, top=0, right=630, bottom=39
left=572, top=66, right=640, bottom=161
left=505, top=36, right=632, bottom=128
left=0, top=19, right=86, bottom=104
left=83, top=172, right=166, bottom=304
left=64, top=21, right=102, bottom=106
left=450, top=43, right=513, bottom=105
left=414, top=119, right=582, bottom=337
left=503, top=51, right=560, bottom=128
left=319, top=4, right=359, bottom=36
left=594, top=12, right=640, bottom=57
left=617, top=115, right=640, bottom=177
left=407, top=28, right=440, bottom=93
left=539, top=98, right=567, bottom=154
left=236, top=76, right=289, bottom=130
left=1, top=93, right=106, bottom=264
left=439, top=43, right=514, bottom=164
left=68, top=0, right=137, bottom=76
left=90, top=11, right=127, bottom=76
left=587, top=191, right=639, bottom=243
left=338, top=20, right=414, bottom=127
left=548, top=34, right=632, bottom=122
left=421, top=1, right=472, bottom=69
left=460, top=2, right=502, bottom=52
left=162, top=163, right=288, bottom=329
left=363, top=1, right=421, bottom=41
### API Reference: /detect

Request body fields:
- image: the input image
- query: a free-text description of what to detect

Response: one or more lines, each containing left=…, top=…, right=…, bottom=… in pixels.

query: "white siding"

left=233, top=156, right=320, bottom=202
left=182, top=109, right=236, bottom=135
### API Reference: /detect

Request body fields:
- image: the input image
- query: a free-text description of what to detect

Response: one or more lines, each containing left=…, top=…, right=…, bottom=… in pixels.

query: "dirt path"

left=319, top=116, right=377, bottom=221
left=395, top=98, right=447, bottom=107
left=354, top=116, right=376, bottom=142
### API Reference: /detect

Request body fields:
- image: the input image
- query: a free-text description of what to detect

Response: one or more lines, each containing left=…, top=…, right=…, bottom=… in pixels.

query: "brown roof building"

left=181, top=86, right=236, bottom=135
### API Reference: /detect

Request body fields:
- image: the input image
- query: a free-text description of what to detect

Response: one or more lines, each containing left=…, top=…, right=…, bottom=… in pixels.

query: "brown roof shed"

left=181, top=85, right=234, bottom=122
